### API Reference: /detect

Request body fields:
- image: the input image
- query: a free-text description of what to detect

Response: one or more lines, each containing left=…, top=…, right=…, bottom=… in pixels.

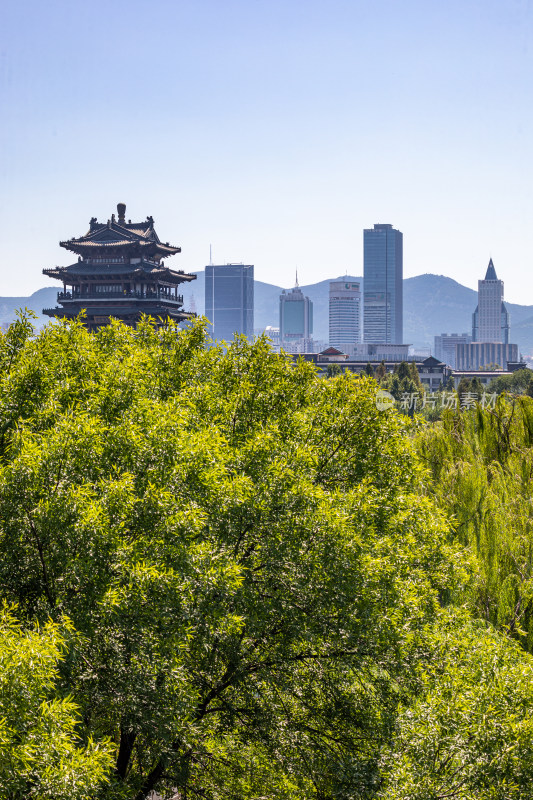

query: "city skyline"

left=3, top=265, right=533, bottom=355
left=1, top=1, right=533, bottom=302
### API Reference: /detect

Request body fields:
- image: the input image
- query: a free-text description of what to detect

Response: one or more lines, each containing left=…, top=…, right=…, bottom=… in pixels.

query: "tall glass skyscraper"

left=363, top=223, right=403, bottom=344
left=205, top=263, right=254, bottom=341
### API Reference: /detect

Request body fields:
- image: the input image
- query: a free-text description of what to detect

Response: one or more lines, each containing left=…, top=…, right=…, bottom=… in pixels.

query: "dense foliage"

left=0, top=608, right=112, bottom=799
left=487, top=368, right=533, bottom=396
left=0, top=314, right=453, bottom=799
left=1, top=314, right=533, bottom=798
left=415, top=396, right=533, bottom=651
left=380, top=360, right=423, bottom=402
left=380, top=613, right=533, bottom=800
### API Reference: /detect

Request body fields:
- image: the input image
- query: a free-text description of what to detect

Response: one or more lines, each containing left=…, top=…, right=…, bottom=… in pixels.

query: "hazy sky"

left=1, top=0, right=532, bottom=300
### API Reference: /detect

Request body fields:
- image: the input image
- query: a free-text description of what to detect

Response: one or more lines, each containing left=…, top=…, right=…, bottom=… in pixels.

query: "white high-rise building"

left=472, top=259, right=510, bottom=343
left=329, top=281, right=361, bottom=353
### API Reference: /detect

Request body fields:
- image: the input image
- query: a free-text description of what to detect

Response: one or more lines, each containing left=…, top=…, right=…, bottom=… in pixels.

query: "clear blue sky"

left=1, top=0, right=532, bottom=301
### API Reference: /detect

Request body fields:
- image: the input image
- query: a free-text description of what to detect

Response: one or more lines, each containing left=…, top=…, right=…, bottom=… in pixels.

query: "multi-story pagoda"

left=43, top=203, right=196, bottom=330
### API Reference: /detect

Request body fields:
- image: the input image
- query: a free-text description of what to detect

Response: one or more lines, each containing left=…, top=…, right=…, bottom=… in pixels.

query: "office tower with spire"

left=472, top=258, right=510, bottom=343
left=279, top=274, right=313, bottom=350
left=456, top=258, right=517, bottom=369
left=328, top=280, right=361, bottom=352
left=205, top=262, right=254, bottom=341
left=363, top=223, right=403, bottom=344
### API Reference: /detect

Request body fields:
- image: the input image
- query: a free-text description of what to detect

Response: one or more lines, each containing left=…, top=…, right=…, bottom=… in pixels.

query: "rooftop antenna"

left=295, top=268, right=299, bottom=288
left=209, top=244, right=213, bottom=266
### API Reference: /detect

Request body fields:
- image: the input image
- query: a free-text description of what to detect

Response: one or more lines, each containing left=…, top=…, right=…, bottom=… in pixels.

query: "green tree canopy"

left=415, top=397, right=533, bottom=653
left=456, top=376, right=472, bottom=396
left=396, top=361, right=410, bottom=380
left=488, top=368, right=533, bottom=396
left=326, top=361, right=342, bottom=377
left=0, top=314, right=453, bottom=799
left=0, top=607, right=112, bottom=799
left=380, top=614, right=533, bottom=800
left=376, top=360, right=387, bottom=380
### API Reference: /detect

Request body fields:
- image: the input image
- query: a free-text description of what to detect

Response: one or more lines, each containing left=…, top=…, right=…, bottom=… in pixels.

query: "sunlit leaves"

left=0, top=314, right=455, bottom=798
left=0, top=607, right=112, bottom=799
left=380, top=614, right=533, bottom=800
left=415, top=397, right=533, bottom=650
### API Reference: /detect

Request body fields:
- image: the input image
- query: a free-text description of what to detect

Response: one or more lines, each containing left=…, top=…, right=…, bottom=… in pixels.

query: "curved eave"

left=43, top=265, right=196, bottom=284
left=150, top=268, right=196, bottom=283
left=43, top=305, right=197, bottom=322
left=59, top=240, right=181, bottom=256
left=43, top=268, right=65, bottom=280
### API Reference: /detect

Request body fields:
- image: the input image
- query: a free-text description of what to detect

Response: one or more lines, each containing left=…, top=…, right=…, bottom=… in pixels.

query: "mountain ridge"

left=3, top=275, right=533, bottom=354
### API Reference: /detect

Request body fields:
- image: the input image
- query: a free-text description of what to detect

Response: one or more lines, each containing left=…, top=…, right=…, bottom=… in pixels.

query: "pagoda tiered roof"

left=60, top=210, right=180, bottom=259
left=42, top=203, right=196, bottom=330
left=43, top=262, right=196, bottom=284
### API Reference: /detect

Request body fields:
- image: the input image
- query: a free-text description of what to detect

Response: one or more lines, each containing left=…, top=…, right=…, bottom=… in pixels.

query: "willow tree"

left=380, top=612, right=533, bottom=800
left=415, top=396, right=533, bottom=652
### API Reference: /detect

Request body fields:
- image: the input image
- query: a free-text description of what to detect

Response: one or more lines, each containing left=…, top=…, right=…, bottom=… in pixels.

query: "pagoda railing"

left=57, top=291, right=184, bottom=304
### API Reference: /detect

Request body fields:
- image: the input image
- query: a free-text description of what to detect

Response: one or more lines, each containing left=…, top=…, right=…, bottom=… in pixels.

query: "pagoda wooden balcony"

left=57, top=291, right=184, bottom=304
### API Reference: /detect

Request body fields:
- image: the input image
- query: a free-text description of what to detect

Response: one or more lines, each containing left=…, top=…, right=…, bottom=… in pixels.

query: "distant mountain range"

left=0, top=287, right=59, bottom=331
left=4, top=275, right=533, bottom=355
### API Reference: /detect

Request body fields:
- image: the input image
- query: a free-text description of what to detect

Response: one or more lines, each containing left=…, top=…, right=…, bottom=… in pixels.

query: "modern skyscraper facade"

left=363, top=223, right=403, bottom=344
left=205, top=263, right=254, bottom=341
left=329, top=281, right=361, bottom=352
left=472, top=259, right=510, bottom=343
left=279, top=285, right=313, bottom=344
